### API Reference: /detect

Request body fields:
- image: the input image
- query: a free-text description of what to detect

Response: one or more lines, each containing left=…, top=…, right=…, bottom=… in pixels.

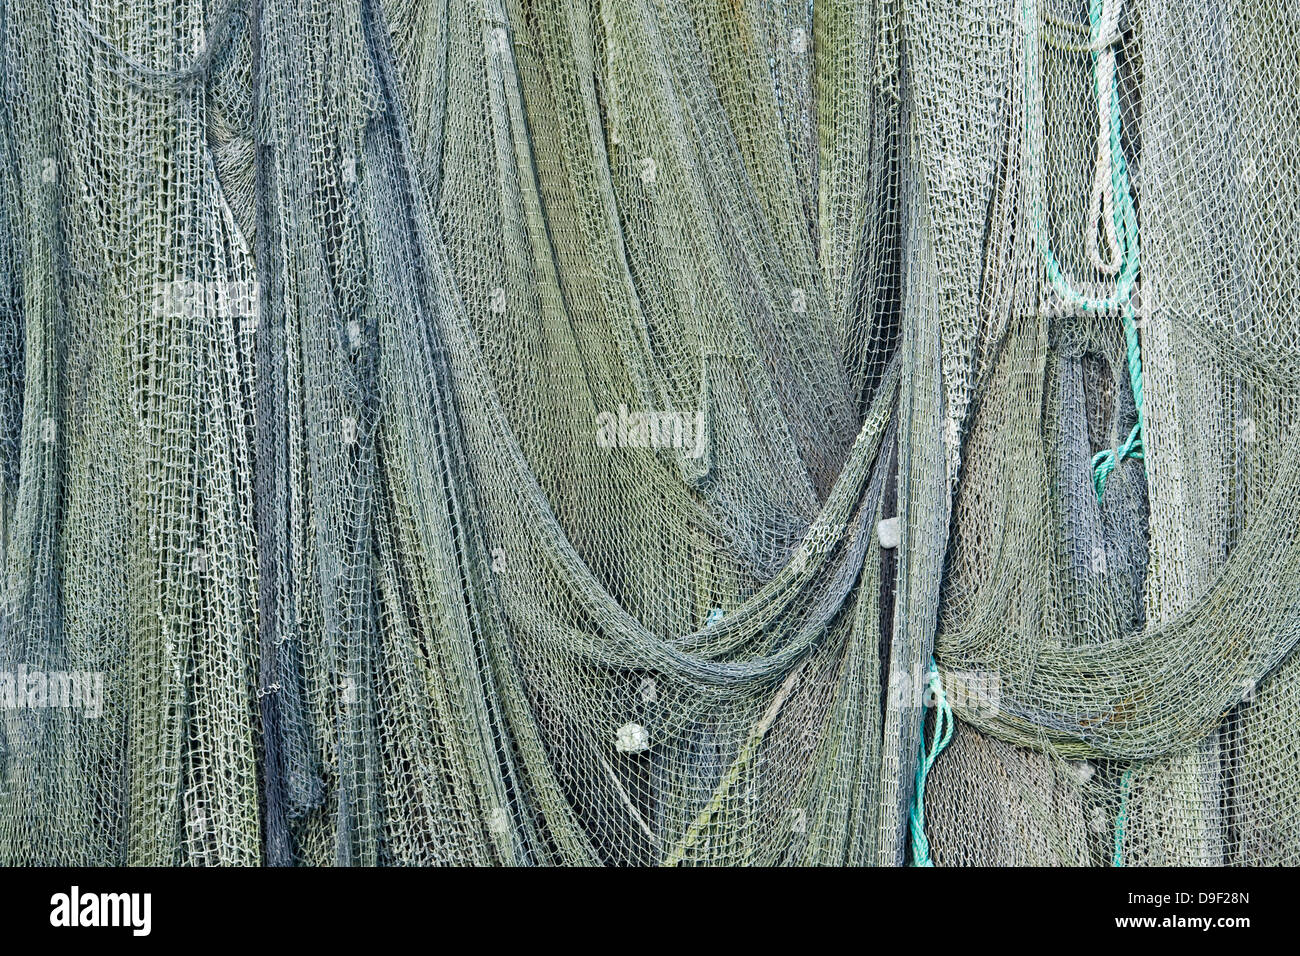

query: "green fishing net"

left=1, top=0, right=1297, bottom=866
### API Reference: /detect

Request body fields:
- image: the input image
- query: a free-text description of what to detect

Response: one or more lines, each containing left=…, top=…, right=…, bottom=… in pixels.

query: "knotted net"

left=1, top=0, right=1297, bottom=866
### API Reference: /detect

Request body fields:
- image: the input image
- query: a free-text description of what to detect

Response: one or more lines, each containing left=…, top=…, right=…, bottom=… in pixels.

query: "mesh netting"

left=1, top=0, right=1297, bottom=866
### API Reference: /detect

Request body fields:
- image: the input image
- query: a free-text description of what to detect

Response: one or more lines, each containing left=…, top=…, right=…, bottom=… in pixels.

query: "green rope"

left=1026, top=0, right=1145, bottom=501
left=1083, top=0, right=1144, bottom=500
left=1112, top=767, right=1135, bottom=866
left=909, top=656, right=954, bottom=866
left=1089, top=307, right=1144, bottom=499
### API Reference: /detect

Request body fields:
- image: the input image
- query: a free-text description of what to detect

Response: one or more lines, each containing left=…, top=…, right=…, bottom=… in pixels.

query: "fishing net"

left=0, top=0, right=1296, bottom=866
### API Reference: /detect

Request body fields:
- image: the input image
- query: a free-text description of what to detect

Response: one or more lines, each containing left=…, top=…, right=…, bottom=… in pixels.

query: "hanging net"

left=1, top=0, right=1297, bottom=866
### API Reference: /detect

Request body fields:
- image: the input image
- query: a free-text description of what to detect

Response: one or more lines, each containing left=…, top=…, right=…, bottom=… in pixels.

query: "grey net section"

left=925, top=0, right=1300, bottom=865
left=0, top=0, right=1296, bottom=866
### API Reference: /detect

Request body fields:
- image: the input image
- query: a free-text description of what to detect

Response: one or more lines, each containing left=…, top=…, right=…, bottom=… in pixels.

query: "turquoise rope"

left=1026, top=0, right=1145, bottom=501
left=1112, top=767, right=1135, bottom=866
left=1089, top=307, right=1144, bottom=499
left=909, top=656, right=954, bottom=866
left=1083, top=0, right=1144, bottom=501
